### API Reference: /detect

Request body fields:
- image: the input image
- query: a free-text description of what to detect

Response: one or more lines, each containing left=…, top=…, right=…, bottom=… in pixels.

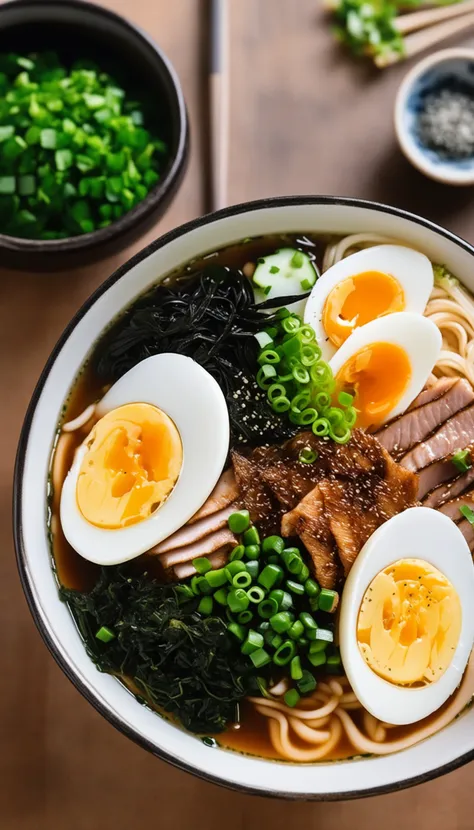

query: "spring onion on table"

left=255, top=309, right=356, bottom=443
left=0, top=52, right=168, bottom=239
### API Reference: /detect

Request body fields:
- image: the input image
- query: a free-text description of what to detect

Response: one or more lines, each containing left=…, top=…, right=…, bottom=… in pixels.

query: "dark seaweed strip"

left=94, top=266, right=304, bottom=444
left=61, top=567, right=252, bottom=734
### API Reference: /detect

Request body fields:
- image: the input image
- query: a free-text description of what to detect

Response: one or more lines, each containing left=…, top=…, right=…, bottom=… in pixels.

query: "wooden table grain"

left=3, top=1, right=474, bottom=827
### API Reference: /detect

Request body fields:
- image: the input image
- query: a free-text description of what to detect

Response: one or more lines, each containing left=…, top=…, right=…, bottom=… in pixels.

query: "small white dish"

left=395, top=48, right=474, bottom=186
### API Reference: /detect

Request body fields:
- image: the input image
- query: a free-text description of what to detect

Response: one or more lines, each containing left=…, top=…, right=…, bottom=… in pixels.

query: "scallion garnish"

left=452, top=448, right=472, bottom=474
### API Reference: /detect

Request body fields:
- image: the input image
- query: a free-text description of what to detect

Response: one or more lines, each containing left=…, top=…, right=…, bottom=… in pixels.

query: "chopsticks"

left=378, top=9, right=474, bottom=67
left=395, top=0, right=474, bottom=34
left=209, top=0, right=229, bottom=212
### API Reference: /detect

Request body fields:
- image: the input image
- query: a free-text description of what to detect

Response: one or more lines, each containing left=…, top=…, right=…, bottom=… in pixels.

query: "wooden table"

left=3, top=1, right=474, bottom=827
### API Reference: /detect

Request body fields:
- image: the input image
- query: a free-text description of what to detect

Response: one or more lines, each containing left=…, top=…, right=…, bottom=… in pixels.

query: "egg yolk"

left=323, top=271, right=405, bottom=347
left=76, top=403, right=183, bottom=529
left=357, top=558, right=462, bottom=686
left=335, top=341, right=411, bottom=429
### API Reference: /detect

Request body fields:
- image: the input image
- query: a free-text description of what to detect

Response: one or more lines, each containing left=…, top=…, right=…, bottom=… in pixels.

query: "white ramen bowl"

left=14, top=196, right=474, bottom=800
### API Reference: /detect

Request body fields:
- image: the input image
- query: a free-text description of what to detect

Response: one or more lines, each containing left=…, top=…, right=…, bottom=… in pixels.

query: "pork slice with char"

left=401, top=404, right=474, bottom=472
left=438, top=491, right=474, bottom=523
left=317, top=453, right=417, bottom=576
left=375, top=379, right=474, bottom=458
left=281, top=485, right=342, bottom=589
left=231, top=449, right=281, bottom=533
left=423, top=463, right=474, bottom=508
left=417, top=456, right=460, bottom=501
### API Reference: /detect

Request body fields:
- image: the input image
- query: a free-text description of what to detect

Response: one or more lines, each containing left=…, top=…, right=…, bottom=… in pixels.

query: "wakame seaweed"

left=61, top=567, right=252, bottom=734
left=94, top=265, right=305, bottom=444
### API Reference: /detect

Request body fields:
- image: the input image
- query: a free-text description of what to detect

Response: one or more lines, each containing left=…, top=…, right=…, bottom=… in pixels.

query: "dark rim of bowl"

left=13, top=195, right=474, bottom=800
left=0, top=0, right=188, bottom=253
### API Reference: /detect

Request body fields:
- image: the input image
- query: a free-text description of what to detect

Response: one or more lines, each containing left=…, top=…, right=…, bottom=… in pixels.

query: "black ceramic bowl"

left=0, top=0, right=189, bottom=271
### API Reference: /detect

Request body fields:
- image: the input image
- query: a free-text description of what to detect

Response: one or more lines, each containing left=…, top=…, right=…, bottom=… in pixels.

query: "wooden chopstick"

left=209, top=0, right=229, bottom=213
left=395, top=0, right=474, bottom=35
left=377, top=11, right=474, bottom=67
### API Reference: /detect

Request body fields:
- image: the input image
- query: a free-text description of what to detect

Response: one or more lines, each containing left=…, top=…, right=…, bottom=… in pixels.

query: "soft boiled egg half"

left=60, top=354, right=229, bottom=565
left=329, top=312, right=441, bottom=429
left=304, top=245, right=434, bottom=361
left=339, top=508, right=474, bottom=725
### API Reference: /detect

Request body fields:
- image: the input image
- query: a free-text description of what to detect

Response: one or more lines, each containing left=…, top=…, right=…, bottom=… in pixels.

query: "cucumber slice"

left=252, top=248, right=318, bottom=315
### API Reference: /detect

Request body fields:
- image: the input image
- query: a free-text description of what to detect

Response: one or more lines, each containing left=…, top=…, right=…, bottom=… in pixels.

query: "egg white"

left=339, top=508, right=474, bottom=725
left=60, top=354, right=229, bottom=565
left=329, top=312, right=441, bottom=425
left=304, top=245, right=434, bottom=361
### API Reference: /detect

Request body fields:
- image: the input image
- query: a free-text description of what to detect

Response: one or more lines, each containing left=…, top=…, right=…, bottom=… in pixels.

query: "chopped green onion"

left=258, top=349, right=280, bottom=366
left=228, top=588, right=250, bottom=613
left=288, top=620, right=304, bottom=640
left=299, top=611, right=318, bottom=630
left=243, top=526, right=260, bottom=546
left=213, top=588, right=227, bottom=605
left=308, top=650, right=327, bottom=668
left=228, top=622, right=246, bottom=641
left=314, top=627, right=334, bottom=643
left=338, top=390, right=354, bottom=407
left=290, top=656, right=303, bottom=680
left=205, top=568, right=228, bottom=588
left=282, top=548, right=302, bottom=575
left=198, top=596, right=213, bottom=615
left=245, top=544, right=261, bottom=560
left=291, top=250, right=305, bottom=268
left=453, top=449, right=472, bottom=474
left=286, top=579, right=305, bottom=596
left=298, top=447, right=317, bottom=464
left=283, top=688, right=301, bottom=708
left=273, top=639, right=297, bottom=665
left=312, top=418, right=330, bottom=437
left=241, top=629, right=264, bottom=654
left=460, top=504, right=474, bottom=525
left=258, top=564, right=284, bottom=591
left=237, top=609, right=253, bottom=624
left=309, top=639, right=327, bottom=653
left=270, top=611, right=293, bottom=634
left=250, top=647, right=272, bottom=668
left=225, top=560, right=247, bottom=579
left=175, top=584, right=195, bottom=603
left=258, top=597, right=279, bottom=618
left=246, top=560, right=260, bottom=580
left=297, top=563, right=310, bottom=583
left=247, top=585, right=266, bottom=604
left=304, top=578, right=320, bottom=598
left=254, top=331, right=274, bottom=349
left=262, top=535, right=285, bottom=554
left=297, top=670, right=317, bottom=694
left=228, top=510, right=250, bottom=533
left=193, top=557, right=212, bottom=575
left=96, top=626, right=115, bottom=643
left=233, top=571, right=252, bottom=588
left=229, top=545, right=245, bottom=561
left=318, top=589, right=339, bottom=613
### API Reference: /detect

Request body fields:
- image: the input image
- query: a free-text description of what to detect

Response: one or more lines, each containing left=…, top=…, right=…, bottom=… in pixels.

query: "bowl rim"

left=394, top=47, right=474, bottom=186
left=13, top=195, right=474, bottom=800
left=0, top=0, right=188, bottom=253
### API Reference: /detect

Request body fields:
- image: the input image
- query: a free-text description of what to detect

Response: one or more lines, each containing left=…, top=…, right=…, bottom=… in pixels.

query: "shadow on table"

left=368, top=142, right=474, bottom=235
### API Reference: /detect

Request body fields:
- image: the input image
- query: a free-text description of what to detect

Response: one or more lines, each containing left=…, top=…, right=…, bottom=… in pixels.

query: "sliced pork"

left=189, top=469, right=239, bottom=523
left=151, top=504, right=238, bottom=554
left=281, top=431, right=417, bottom=586
left=438, top=493, right=474, bottom=523
left=282, top=484, right=341, bottom=588
left=458, top=519, right=474, bottom=552
left=407, top=377, right=457, bottom=411
left=156, top=528, right=237, bottom=568
left=401, top=404, right=474, bottom=472
left=375, top=378, right=474, bottom=458
left=231, top=450, right=279, bottom=532
left=423, top=463, right=474, bottom=508
left=172, top=549, right=229, bottom=580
